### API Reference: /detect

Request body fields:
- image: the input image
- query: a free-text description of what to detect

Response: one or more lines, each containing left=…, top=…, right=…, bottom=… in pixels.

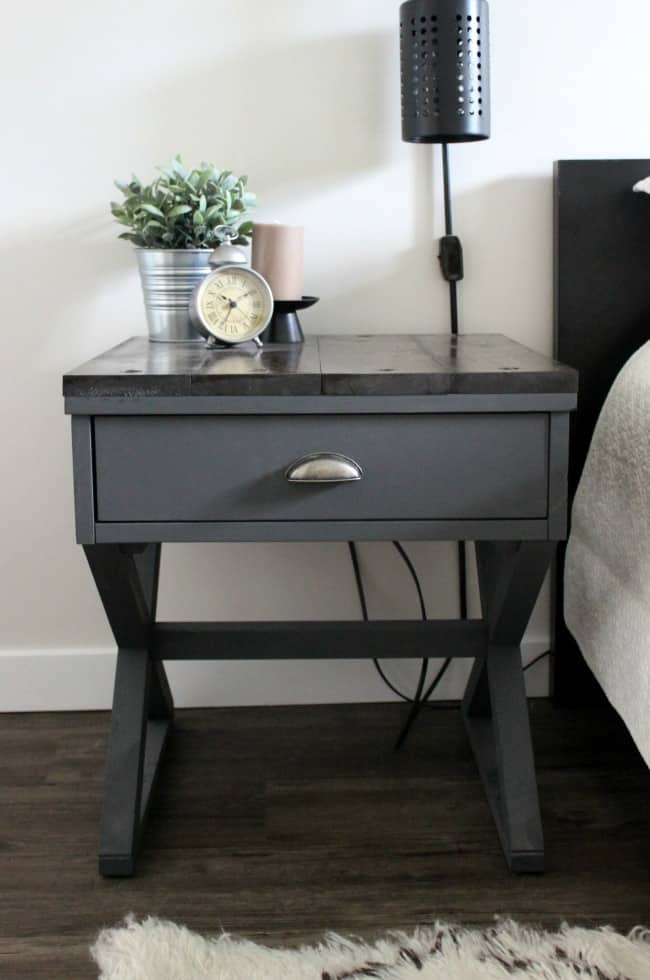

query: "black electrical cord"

left=348, top=541, right=425, bottom=704
left=398, top=648, right=551, bottom=747
left=392, top=541, right=427, bottom=620
left=391, top=546, right=464, bottom=749
left=394, top=657, right=453, bottom=751
left=349, top=541, right=549, bottom=747
left=523, top=650, right=550, bottom=672
left=349, top=542, right=430, bottom=707
left=457, top=540, right=468, bottom=620
left=348, top=543, right=453, bottom=749
left=441, top=143, right=459, bottom=338
left=395, top=650, right=549, bottom=751
left=441, top=143, right=468, bottom=628
left=350, top=146, right=550, bottom=744
left=370, top=147, right=467, bottom=744
left=391, top=541, right=429, bottom=709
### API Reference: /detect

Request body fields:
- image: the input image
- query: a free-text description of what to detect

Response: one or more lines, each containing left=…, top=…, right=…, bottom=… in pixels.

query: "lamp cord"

left=348, top=541, right=453, bottom=751
left=348, top=146, right=531, bottom=744
left=345, top=146, right=468, bottom=747
left=348, top=540, right=550, bottom=745
left=443, top=141, right=468, bottom=638
left=390, top=542, right=430, bottom=713
left=442, top=143, right=459, bottom=337
left=442, top=143, right=453, bottom=236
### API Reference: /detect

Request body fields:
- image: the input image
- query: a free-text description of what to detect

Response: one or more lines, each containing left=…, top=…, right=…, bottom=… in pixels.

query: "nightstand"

left=64, top=333, right=578, bottom=876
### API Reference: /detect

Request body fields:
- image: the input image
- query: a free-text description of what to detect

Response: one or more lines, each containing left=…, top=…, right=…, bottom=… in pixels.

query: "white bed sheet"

left=565, top=340, right=650, bottom=766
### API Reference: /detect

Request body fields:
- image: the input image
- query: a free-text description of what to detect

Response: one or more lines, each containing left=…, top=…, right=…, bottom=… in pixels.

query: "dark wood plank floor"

left=1, top=701, right=649, bottom=979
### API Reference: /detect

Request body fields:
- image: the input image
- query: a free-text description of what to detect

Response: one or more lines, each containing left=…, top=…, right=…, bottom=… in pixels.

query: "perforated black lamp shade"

left=400, top=0, right=490, bottom=143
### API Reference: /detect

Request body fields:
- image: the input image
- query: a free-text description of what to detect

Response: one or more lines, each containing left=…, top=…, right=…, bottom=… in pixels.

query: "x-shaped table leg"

left=84, top=544, right=173, bottom=876
left=462, top=541, right=556, bottom=873
left=84, top=539, right=554, bottom=876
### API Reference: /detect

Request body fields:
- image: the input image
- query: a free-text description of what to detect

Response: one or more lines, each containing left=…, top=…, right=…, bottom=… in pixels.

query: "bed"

left=554, top=159, right=650, bottom=761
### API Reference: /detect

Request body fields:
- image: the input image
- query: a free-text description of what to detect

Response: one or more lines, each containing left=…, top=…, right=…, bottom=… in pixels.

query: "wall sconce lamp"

left=400, top=0, right=490, bottom=334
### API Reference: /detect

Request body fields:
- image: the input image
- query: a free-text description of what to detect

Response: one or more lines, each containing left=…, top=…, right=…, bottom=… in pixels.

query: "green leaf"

left=167, top=204, right=192, bottom=218
left=193, top=210, right=205, bottom=225
left=199, top=194, right=207, bottom=212
left=139, top=203, right=165, bottom=218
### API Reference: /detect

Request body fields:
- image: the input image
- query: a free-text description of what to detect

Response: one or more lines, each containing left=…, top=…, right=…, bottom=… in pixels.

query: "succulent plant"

left=110, top=156, right=256, bottom=249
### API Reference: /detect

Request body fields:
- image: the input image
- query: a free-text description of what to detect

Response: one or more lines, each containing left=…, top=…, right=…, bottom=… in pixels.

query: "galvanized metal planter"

left=135, top=249, right=211, bottom=342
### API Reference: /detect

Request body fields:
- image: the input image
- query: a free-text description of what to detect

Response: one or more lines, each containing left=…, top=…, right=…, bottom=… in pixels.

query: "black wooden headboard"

left=553, top=159, right=650, bottom=703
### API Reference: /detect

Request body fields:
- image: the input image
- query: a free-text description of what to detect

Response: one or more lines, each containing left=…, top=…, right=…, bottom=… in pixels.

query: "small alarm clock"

left=190, top=227, right=274, bottom=347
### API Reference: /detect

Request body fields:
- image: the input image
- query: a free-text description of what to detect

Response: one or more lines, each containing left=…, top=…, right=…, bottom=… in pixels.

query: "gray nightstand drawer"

left=94, top=414, right=549, bottom=523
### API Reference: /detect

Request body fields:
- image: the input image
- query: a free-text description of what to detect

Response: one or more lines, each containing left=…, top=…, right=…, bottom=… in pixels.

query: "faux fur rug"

left=92, top=916, right=650, bottom=980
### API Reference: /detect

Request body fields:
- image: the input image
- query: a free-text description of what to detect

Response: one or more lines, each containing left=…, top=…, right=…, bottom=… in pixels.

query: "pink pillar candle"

left=251, top=222, right=304, bottom=301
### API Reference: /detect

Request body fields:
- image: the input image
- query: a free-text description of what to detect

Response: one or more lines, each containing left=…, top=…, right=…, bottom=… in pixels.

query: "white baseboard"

left=0, top=641, right=550, bottom=712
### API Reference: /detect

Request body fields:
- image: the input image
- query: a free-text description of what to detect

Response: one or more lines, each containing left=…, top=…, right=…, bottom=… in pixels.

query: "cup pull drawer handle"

left=285, top=452, right=363, bottom=484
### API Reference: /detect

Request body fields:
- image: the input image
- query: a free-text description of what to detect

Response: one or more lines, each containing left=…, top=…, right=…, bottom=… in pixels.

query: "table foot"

left=462, top=541, right=556, bottom=874
left=98, top=649, right=172, bottom=877
left=84, top=543, right=173, bottom=877
left=462, top=651, right=544, bottom=873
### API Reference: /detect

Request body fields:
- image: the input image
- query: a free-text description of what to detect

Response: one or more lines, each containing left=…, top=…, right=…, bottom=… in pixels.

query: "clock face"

left=194, top=266, right=273, bottom=343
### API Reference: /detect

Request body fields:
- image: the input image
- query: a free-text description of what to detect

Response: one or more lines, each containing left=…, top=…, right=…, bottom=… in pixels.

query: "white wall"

left=1, top=0, right=648, bottom=709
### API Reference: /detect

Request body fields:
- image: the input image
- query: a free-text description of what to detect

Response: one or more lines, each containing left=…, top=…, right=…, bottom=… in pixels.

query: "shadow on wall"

left=314, top=143, right=443, bottom=333
left=5, top=29, right=397, bottom=366
left=445, top=173, right=552, bottom=341
left=315, top=172, right=553, bottom=337
left=2, top=216, right=133, bottom=376
left=144, top=31, right=395, bottom=199
left=8, top=35, right=552, bottom=363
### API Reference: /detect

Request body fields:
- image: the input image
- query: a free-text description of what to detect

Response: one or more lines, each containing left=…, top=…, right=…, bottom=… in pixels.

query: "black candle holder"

left=260, top=296, right=319, bottom=344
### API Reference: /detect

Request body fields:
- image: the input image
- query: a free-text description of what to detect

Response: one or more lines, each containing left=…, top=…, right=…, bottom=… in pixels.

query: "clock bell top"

left=208, top=226, right=249, bottom=269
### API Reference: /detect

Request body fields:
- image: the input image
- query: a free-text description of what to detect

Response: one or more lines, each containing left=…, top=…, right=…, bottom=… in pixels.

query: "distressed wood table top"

left=63, top=334, right=578, bottom=398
